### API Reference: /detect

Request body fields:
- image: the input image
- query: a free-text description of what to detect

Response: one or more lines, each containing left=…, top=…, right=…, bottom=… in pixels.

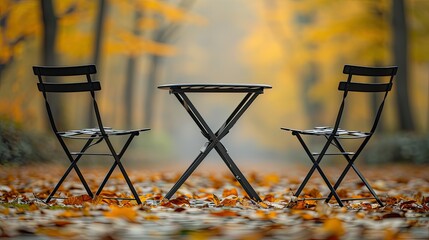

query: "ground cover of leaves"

left=0, top=164, right=428, bottom=239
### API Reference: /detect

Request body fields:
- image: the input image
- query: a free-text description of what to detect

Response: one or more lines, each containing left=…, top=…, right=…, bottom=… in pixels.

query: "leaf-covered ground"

left=0, top=164, right=428, bottom=239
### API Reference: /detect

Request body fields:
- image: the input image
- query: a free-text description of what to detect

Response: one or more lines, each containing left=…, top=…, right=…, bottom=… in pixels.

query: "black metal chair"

left=33, top=65, right=149, bottom=204
left=282, top=65, right=397, bottom=207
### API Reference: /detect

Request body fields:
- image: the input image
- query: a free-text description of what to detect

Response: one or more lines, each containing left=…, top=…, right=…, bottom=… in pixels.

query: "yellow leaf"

left=210, top=194, right=221, bottom=206
left=258, top=201, right=269, bottom=209
left=104, top=205, right=138, bottom=223
left=323, top=218, right=345, bottom=238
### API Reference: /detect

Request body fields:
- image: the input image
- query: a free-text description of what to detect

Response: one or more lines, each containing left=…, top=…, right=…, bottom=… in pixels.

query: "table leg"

left=215, top=143, right=262, bottom=202
left=164, top=141, right=215, bottom=200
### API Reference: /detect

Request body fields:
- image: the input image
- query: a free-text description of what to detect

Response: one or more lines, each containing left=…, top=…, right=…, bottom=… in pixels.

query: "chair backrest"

left=33, top=65, right=104, bottom=133
left=332, top=64, right=398, bottom=134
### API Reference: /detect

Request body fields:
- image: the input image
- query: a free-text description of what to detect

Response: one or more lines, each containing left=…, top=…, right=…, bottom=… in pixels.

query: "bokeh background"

left=1, top=0, right=428, bottom=171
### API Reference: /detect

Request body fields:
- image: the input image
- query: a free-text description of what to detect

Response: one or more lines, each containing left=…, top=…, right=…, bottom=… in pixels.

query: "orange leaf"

left=53, top=220, right=73, bottom=227
left=263, top=194, right=275, bottom=202
left=256, top=210, right=277, bottom=220
left=144, top=215, right=160, bottom=221
left=292, top=200, right=306, bottom=210
left=207, top=194, right=221, bottom=206
left=304, top=188, right=322, bottom=198
left=221, top=197, right=237, bottom=207
left=57, top=210, right=82, bottom=218
left=222, top=188, right=238, bottom=197
left=104, top=205, right=138, bottom=223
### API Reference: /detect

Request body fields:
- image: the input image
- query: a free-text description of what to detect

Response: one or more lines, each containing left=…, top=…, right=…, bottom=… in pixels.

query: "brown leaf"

left=63, top=194, right=92, bottom=205
left=210, top=210, right=240, bottom=217
left=174, top=207, right=186, bottom=212
left=169, top=196, right=190, bottom=206
left=382, top=212, right=403, bottom=219
left=384, top=197, right=398, bottom=205
left=361, top=202, right=373, bottom=210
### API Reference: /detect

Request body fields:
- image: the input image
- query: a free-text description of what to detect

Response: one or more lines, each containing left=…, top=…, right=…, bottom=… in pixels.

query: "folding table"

left=158, top=83, right=272, bottom=202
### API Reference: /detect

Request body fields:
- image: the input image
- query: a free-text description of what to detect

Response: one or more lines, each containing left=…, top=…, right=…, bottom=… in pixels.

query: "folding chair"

left=282, top=65, right=397, bottom=207
left=33, top=65, right=149, bottom=204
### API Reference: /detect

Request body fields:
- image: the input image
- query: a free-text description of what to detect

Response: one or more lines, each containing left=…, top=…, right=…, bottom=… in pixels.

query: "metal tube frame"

left=164, top=90, right=263, bottom=202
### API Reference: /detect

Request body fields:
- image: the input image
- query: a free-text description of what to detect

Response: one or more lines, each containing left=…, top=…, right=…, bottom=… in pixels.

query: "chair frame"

left=282, top=65, right=398, bottom=207
left=33, top=65, right=149, bottom=204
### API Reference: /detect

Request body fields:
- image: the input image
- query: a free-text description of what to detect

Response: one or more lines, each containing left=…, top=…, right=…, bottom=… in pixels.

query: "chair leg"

left=46, top=138, right=95, bottom=203
left=95, top=134, right=135, bottom=196
left=325, top=138, right=384, bottom=206
left=103, top=136, right=142, bottom=205
left=293, top=133, right=344, bottom=207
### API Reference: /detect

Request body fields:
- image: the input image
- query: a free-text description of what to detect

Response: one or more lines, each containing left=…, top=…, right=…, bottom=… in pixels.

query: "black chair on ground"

left=282, top=64, right=397, bottom=207
left=33, top=65, right=149, bottom=204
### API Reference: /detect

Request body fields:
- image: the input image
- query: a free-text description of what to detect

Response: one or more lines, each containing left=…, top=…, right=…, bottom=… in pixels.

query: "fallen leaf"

left=169, top=196, right=190, bottom=206
left=104, top=205, right=138, bottom=223
left=263, top=194, right=275, bottom=202
left=221, top=197, right=237, bottom=207
left=222, top=188, right=238, bottom=197
left=210, top=210, right=240, bottom=217
left=57, top=210, right=82, bottom=218
left=322, top=218, right=345, bottom=238
left=63, top=195, right=92, bottom=205
left=52, top=220, right=73, bottom=227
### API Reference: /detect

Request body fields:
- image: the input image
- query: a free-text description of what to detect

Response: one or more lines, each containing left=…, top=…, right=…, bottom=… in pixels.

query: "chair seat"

left=58, top=127, right=150, bottom=138
left=281, top=126, right=371, bottom=138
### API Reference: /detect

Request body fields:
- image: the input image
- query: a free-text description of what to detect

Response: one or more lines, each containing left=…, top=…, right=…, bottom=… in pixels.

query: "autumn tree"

left=392, top=0, right=414, bottom=131
left=88, top=0, right=107, bottom=127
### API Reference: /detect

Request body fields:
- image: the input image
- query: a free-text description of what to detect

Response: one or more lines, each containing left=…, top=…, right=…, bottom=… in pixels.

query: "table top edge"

left=158, top=83, right=272, bottom=90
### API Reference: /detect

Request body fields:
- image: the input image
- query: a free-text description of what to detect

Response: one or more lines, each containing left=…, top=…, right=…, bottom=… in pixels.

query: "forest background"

left=1, top=0, right=428, bottom=169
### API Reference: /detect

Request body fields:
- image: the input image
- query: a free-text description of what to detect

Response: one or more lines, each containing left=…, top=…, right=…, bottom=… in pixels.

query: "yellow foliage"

left=3, top=0, right=41, bottom=41
left=105, top=30, right=176, bottom=56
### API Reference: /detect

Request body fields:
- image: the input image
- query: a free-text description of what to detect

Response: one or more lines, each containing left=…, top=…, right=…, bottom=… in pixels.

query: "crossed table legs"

left=163, top=91, right=263, bottom=202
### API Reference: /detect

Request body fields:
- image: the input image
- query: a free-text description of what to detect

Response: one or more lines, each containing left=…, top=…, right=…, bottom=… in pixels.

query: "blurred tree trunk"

left=144, top=51, right=162, bottom=127
left=392, top=0, right=415, bottom=131
left=40, top=0, right=61, bottom=129
left=143, top=0, right=195, bottom=126
left=124, top=10, right=142, bottom=128
left=89, top=0, right=106, bottom=127
left=302, top=62, right=322, bottom=128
